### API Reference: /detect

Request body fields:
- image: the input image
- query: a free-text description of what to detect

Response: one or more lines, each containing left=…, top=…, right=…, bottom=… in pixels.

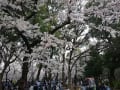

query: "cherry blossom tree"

left=0, top=0, right=44, bottom=89
left=0, top=0, right=89, bottom=90
left=84, top=0, right=120, bottom=37
left=0, top=36, right=22, bottom=90
left=84, top=0, right=120, bottom=86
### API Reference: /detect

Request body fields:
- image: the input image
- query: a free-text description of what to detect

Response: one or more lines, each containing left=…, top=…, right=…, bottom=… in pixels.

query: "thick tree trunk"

left=18, top=57, right=29, bottom=90
left=16, top=28, right=33, bottom=90
left=36, top=63, right=42, bottom=80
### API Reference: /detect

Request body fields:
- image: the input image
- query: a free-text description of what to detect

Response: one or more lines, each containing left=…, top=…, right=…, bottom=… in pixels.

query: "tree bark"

left=47, top=69, right=52, bottom=81
left=18, top=57, right=29, bottom=90
left=16, top=28, right=33, bottom=90
left=0, top=63, right=9, bottom=90
left=68, top=64, right=72, bottom=88
left=68, top=49, right=73, bottom=89
left=36, top=63, right=42, bottom=80
left=62, top=54, right=65, bottom=85
left=0, top=73, right=3, bottom=90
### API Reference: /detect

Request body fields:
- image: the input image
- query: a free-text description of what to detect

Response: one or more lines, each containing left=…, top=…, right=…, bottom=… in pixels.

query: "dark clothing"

left=34, top=85, right=39, bottom=90
left=87, top=87, right=94, bottom=90
left=99, top=85, right=106, bottom=90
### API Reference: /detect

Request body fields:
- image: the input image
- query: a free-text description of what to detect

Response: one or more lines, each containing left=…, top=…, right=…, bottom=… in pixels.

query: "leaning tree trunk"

left=18, top=57, right=29, bottom=90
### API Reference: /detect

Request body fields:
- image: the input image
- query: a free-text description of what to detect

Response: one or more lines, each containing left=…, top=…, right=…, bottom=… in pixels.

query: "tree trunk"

left=109, top=69, right=115, bottom=87
left=0, top=73, right=4, bottom=90
left=36, top=63, right=42, bottom=80
left=18, top=57, right=29, bottom=90
left=0, top=64, right=9, bottom=90
left=47, top=69, right=52, bottom=81
left=62, top=54, right=65, bottom=85
left=0, top=74, right=2, bottom=90
left=68, top=49, right=73, bottom=89
left=68, top=70, right=72, bottom=89
left=68, top=63, right=72, bottom=89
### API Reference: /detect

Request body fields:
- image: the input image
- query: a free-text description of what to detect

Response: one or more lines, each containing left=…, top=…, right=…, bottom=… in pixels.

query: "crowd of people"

left=29, top=79, right=64, bottom=90
left=79, top=78, right=111, bottom=90
left=1, top=79, right=64, bottom=90
left=1, top=77, right=111, bottom=90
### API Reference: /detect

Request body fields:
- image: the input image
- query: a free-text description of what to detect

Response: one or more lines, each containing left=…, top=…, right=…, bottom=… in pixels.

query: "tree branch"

left=25, top=0, right=38, bottom=20
left=70, top=48, right=90, bottom=71
left=14, top=27, right=32, bottom=53
left=49, top=17, right=70, bottom=34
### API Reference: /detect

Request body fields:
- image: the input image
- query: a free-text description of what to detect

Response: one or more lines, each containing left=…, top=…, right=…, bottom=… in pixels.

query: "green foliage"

left=85, top=16, right=102, bottom=27
left=113, top=80, right=120, bottom=89
left=84, top=59, right=103, bottom=77
left=34, top=5, right=57, bottom=33
left=36, top=63, right=43, bottom=68
left=54, top=31, right=62, bottom=38
left=102, top=37, right=120, bottom=79
left=86, top=1, right=100, bottom=8
left=91, top=17, right=102, bottom=26
left=0, top=30, right=20, bottom=42
left=110, top=21, right=120, bottom=31
left=84, top=0, right=120, bottom=82
left=84, top=47, right=103, bottom=78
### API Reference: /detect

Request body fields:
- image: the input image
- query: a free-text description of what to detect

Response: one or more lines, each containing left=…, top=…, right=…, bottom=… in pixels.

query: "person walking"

left=98, top=83, right=106, bottom=90
left=51, top=79, right=57, bottom=90
left=81, top=79, right=88, bottom=90
left=29, top=84, right=34, bottom=90
left=105, top=83, right=111, bottom=90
